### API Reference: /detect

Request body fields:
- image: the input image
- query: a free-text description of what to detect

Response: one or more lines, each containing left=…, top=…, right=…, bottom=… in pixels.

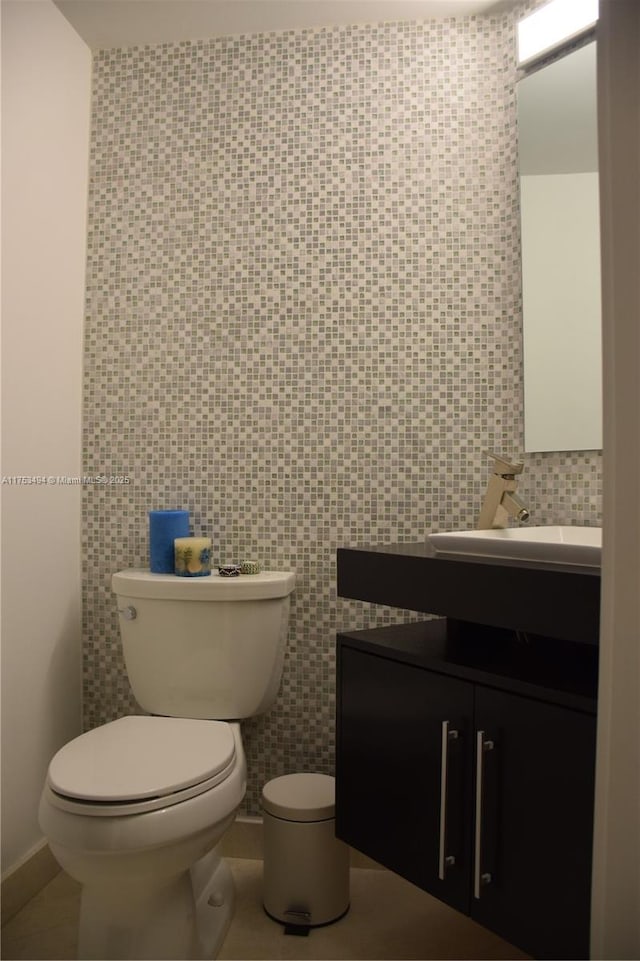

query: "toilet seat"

left=47, top=716, right=236, bottom=817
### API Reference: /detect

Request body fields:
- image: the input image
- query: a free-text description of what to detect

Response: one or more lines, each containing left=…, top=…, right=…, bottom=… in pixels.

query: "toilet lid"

left=48, top=716, right=235, bottom=803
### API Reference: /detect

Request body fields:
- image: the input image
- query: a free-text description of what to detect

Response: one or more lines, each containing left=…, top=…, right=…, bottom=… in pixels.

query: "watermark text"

left=2, top=474, right=131, bottom=486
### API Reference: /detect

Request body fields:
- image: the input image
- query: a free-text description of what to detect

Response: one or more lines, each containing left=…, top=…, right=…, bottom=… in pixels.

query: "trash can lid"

left=261, top=773, right=335, bottom=822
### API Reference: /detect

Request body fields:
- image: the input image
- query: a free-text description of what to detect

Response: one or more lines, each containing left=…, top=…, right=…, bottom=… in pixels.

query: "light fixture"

left=517, top=0, right=599, bottom=67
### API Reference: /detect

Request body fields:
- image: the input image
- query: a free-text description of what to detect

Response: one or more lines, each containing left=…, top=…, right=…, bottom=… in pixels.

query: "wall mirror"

left=517, top=41, right=602, bottom=453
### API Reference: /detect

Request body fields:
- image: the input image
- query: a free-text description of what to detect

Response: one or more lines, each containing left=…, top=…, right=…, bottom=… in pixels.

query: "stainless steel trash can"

left=261, top=773, right=350, bottom=928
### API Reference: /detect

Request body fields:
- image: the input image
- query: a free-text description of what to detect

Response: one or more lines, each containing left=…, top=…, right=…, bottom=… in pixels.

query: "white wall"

left=1, top=0, right=91, bottom=875
left=591, top=1, right=640, bottom=957
left=521, top=171, right=602, bottom=452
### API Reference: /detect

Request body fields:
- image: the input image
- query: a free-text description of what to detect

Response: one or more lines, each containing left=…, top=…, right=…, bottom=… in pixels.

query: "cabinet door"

left=472, top=687, right=596, bottom=960
left=336, top=644, right=474, bottom=912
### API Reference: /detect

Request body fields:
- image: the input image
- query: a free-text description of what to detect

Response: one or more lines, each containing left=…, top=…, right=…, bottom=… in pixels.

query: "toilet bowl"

left=40, top=717, right=246, bottom=960
left=39, top=568, right=295, bottom=961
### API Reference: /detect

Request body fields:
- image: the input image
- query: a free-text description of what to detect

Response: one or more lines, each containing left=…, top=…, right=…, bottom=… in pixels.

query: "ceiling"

left=53, top=0, right=515, bottom=51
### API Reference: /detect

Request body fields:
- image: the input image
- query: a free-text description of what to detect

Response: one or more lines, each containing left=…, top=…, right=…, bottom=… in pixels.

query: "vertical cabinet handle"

left=438, top=720, right=459, bottom=880
left=474, top=729, right=494, bottom=899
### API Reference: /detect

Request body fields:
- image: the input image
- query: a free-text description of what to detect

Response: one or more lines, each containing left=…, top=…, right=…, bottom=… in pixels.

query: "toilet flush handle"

left=118, top=605, right=137, bottom=620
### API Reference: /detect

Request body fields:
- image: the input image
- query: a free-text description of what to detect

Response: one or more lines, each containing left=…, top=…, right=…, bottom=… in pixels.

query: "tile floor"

left=1, top=858, right=528, bottom=960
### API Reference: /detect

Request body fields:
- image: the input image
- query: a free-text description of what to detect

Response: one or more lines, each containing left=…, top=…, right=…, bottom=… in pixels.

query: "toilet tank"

left=112, top=569, right=295, bottom=720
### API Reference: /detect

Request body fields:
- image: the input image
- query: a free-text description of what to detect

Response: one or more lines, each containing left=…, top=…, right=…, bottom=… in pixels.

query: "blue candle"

left=148, top=510, right=189, bottom=573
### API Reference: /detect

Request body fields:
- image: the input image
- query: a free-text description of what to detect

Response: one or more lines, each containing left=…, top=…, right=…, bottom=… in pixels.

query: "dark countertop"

left=337, top=540, right=601, bottom=645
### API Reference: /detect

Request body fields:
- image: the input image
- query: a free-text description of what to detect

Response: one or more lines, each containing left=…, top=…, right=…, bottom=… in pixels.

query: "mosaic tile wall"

left=83, top=11, right=602, bottom=815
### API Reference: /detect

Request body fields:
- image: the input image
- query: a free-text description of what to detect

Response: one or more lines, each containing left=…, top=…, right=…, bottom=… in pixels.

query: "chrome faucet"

left=477, top=451, right=530, bottom=530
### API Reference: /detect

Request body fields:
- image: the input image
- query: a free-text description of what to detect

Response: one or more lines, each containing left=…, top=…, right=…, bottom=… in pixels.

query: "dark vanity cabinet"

left=470, top=682, right=595, bottom=958
left=336, top=624, right=597, bottom=959
left=336, top=544, right=600, bottom=960
left=337, top=638, right=474, bottom=913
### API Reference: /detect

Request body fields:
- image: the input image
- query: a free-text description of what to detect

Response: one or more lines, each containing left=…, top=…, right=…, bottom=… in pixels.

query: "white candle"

left=174, top=537, right=212, bottom=577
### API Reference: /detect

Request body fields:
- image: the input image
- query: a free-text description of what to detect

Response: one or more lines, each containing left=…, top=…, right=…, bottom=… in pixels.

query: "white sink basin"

left=428, top=525, right=601, bottom=568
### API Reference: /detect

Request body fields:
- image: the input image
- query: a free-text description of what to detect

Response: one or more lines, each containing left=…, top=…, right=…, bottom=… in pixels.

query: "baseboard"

left=1, top=840, right=60, bottom=927
left=220, top=814, right=383, bottom=870
left=219, top=815, right=265, bottom=860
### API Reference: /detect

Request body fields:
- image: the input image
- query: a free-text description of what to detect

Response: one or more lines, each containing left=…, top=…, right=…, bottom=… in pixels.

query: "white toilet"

left=39, top=568, right=295, bottom=961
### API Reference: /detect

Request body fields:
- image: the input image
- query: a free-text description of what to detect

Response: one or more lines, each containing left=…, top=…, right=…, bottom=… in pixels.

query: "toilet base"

left=77, top=847, right=234, bottom=961
left=192, top=849, right=235, bottom=959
